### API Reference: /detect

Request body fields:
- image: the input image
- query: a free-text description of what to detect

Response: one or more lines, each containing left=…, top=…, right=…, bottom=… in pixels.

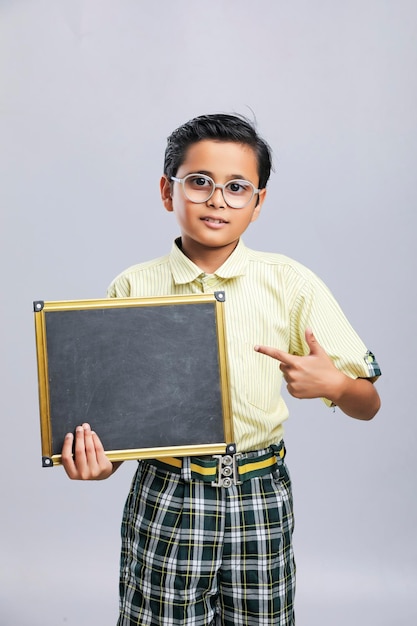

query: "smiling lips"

left=201, top=216, right=228, bottom=225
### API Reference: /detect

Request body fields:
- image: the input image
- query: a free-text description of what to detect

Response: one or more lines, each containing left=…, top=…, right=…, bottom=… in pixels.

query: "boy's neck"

left=178, top=238, right=238, bottom=274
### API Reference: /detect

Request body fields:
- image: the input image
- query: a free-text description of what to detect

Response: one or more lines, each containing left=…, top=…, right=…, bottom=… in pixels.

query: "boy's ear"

left=250, top=188, right=267, bottom=223
left=160, top=176, right=174, bottom=212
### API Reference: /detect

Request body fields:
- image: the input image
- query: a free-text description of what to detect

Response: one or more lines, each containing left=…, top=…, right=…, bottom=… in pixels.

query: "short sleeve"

left=288, top=269, right=381, bottom=404
left=107, top=274, right=131, bottom=298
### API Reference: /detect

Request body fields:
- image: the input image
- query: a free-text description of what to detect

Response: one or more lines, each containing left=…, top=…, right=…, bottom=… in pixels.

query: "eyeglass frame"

left=170, top=173, right=261, bottom=209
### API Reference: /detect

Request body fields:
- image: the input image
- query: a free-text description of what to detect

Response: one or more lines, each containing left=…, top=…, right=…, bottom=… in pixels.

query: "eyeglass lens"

left=183, top=174, right=255, bottom=208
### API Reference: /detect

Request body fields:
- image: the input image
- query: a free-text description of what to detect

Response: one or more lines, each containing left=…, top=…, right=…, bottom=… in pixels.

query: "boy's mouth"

left=201, top=217, right=228, bottom=224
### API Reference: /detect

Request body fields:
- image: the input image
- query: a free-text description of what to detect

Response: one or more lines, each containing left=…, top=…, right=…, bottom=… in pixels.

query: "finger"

left=61, top=432, right=78, bottom=479
left=286, top=382, right=304, bottom=399
left=91, top=431, right=109, bottom=465
left=280, top=363, right=291, bottom=380
left=72, top=424, right=90, bottom=473
left=305, top=328, right=324, bottom=355
left=254, top=345, right=296, bottom=365
left=82, top=423, right=100, bottom=467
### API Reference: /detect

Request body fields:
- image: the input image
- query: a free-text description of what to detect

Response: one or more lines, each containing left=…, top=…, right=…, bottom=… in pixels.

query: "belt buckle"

left=211, top=445, right=242, bottom=488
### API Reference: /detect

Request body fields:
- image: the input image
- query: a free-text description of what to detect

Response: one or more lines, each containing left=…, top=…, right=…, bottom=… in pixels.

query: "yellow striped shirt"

left=107, top=239, right=379, bottom=451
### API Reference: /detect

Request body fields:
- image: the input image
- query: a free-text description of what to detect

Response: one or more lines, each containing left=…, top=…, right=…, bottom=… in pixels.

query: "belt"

left=144, top=442, right=285, bottom=488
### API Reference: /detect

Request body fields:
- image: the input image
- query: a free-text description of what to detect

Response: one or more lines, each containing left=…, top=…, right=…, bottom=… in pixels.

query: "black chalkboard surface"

left=34, top=292, right=233, bottom=466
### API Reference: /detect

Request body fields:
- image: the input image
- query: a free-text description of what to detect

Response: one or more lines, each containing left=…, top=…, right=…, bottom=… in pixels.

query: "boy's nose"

left=207, top=186, right=226, bottom=209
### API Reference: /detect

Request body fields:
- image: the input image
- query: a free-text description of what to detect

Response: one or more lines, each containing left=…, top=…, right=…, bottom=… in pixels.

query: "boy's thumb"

left=305, top=328, right=320, bottom=354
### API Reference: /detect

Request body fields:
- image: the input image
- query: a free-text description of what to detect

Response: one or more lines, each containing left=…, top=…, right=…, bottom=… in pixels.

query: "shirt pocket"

left=229, top=339, right=282, bottom=413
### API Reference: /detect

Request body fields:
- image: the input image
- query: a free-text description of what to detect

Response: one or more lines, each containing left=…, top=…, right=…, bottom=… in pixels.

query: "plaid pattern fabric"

left=364, top=350, right=381, bottom=379
left=118, top=446, right=295, bottom=625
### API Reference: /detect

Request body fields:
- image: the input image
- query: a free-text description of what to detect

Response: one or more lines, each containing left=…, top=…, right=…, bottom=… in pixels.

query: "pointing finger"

left=254, top=345, right=296, bottom=365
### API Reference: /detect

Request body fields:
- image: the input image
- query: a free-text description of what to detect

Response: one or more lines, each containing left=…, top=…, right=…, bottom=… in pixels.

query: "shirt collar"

left=169, top=238, right=249, bottom=285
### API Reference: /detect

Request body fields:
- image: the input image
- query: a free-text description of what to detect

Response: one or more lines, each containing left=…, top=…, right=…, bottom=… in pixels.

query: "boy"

left=62, top=113, right=381, bottom=625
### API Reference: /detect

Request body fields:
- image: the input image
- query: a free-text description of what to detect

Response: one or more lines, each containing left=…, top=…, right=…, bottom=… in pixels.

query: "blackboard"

left=33, top=292, right=233, bottom=466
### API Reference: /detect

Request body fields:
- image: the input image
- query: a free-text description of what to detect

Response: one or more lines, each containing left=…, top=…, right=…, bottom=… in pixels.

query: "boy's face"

left=160, top=140, right=266, bottom=266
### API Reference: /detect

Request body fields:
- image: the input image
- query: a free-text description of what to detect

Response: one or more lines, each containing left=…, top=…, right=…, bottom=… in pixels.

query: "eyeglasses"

left=171, top=173, right=260, bottom=209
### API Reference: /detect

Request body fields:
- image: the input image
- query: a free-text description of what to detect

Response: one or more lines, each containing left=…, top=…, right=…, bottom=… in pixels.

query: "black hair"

left=163, top=113, right=272, bottom=189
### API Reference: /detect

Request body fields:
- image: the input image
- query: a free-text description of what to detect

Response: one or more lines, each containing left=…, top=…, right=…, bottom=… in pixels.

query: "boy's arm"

left=61, top=423, right=123, bottom=480
left=255, top=328, right=380, bottom=421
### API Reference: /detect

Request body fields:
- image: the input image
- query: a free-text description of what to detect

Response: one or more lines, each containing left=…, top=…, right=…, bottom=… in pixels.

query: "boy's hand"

left=61, top=423, right=115, bottom=480
left=255, top=328, right=344, bottom=400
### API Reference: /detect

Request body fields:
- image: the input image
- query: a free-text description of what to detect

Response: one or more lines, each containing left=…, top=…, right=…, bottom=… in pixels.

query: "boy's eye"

left=226, top=180, right=250, bottom=194
left=188, top=175, right=211, bottom=188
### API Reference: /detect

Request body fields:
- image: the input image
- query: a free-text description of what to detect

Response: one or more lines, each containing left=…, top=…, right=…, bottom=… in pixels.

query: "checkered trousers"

left=117, top=447, right=295, bottom=626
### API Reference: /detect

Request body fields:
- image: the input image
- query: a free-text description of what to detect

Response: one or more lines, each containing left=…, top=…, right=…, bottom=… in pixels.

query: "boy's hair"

left=164, top=113, right=272, bottom=189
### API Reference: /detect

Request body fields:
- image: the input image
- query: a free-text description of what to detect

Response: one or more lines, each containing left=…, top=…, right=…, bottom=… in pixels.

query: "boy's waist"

left=144, top=441, right=285, bottom=487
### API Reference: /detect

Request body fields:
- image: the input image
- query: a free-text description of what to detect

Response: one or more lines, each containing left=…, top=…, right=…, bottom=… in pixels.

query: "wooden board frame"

left=34, top=292, right=233, bottom=466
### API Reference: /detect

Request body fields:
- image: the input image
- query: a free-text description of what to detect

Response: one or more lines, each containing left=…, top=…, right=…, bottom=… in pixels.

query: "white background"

left=1, top=1, right=416, bottom=624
